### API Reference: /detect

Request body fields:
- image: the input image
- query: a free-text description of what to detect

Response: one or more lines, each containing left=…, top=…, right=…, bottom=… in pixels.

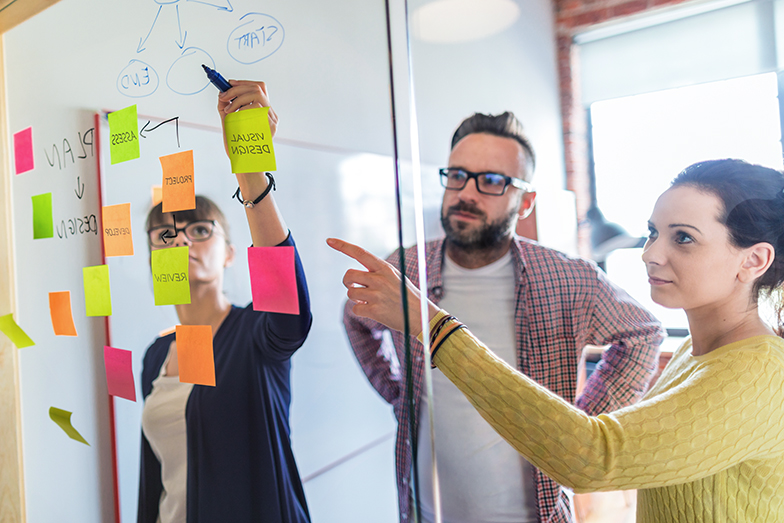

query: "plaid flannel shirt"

left=342, top=237, right=663, bottom=522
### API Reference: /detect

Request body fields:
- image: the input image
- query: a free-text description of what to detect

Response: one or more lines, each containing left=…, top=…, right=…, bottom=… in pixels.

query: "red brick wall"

left=553, top=0, right=694, bottom=255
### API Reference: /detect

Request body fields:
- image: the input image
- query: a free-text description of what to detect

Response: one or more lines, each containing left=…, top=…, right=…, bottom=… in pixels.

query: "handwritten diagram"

left=117, top=0, right=283, bottom=98
left=228, top=13, right=284, bottom=64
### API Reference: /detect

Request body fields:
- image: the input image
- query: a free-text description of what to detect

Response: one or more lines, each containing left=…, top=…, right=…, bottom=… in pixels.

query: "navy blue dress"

left=138, top=234, right=312, bottom=523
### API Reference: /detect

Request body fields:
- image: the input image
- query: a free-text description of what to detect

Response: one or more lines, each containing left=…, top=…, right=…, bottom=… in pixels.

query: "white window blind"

left=578, top=0, right=777, bottom=105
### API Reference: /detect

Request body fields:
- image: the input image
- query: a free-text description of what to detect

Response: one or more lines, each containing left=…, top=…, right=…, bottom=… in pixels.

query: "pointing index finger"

left=327, top=238, right=386, bottom=271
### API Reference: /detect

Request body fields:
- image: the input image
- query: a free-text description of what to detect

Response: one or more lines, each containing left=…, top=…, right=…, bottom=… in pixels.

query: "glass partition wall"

left=6, top=0, right=568, bottom=521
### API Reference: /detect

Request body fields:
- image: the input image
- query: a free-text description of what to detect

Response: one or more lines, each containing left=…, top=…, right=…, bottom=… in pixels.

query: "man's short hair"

left=450, top=111, right=536, bottom=179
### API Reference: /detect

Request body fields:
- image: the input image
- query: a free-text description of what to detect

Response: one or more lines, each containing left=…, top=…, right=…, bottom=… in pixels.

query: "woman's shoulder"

left=736, top=335, right=784, bottom=365
left=694, top=336, right=784, bottom=380
left=143, top=331, right=174, bottom=365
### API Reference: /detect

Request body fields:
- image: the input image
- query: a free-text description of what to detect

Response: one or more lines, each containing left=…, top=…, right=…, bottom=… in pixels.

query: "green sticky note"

left=49, top=407, right=90, bottom=446
left=108, top=105, right=140, bottom=164
left=0, top=313, right=35, bottom=348
left=31, top=193, right=53, bottom=239
left=83, top=265, right=112, bottom=316
left=224, top=107, right=277, bottom=173
left=151, top=246, right=191, bottom=306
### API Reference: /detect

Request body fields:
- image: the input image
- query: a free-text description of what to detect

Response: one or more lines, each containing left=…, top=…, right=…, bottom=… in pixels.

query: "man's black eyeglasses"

left=147, top=216, right=219, bottom=247
left=439, top=167, right=532, bottom=196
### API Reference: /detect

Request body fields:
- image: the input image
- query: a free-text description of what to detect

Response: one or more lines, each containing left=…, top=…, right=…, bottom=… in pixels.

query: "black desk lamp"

left=586, top=206, right=646, bottom=263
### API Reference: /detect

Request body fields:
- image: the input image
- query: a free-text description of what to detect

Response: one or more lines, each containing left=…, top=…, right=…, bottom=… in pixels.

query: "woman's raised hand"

left=217, top=80, right=279, bottom=156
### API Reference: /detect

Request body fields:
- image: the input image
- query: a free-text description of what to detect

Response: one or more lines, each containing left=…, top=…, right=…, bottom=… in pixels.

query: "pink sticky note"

left=248, top=246, right=299, bottom=314
left=103, top=346, right=136, bottom=402
left=14, top=127, right=34, bottom=175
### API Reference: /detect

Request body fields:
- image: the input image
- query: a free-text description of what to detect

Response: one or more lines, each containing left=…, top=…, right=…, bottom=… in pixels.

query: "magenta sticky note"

left=248, top=246, right=299, bottom=314
left=103, top=346, right=136, bottom=402
left=14, top=127, right=34, bottom=175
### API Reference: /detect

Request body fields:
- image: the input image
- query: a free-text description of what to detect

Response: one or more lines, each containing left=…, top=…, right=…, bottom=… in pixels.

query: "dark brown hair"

left=451, top=111, right=535, bottom=179
left=672, top=159, right=784, bottom=336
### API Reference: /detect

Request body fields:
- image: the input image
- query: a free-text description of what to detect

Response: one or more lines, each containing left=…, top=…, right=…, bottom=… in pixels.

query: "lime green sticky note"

left=32, top=193, right=53, bottom=239
left=49, top=407, right=90, bottom=446
left=151, top=246, right=191, bottom=306
left=83, top=265, right=112, bottom=316
left=108, top=105, right=140, bottom=164
left=0, top=313, right=35, bottom=348
left=224, top=107, right=277, bottom=173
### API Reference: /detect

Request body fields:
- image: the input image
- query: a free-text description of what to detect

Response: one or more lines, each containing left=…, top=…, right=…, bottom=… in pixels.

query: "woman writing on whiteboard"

left=330, top=159, right=784, bottom=521
left=138, top=81, right=313, bottom=523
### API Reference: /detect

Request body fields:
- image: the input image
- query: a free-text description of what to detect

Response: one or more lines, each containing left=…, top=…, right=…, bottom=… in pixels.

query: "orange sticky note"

left=102, top=203, right=134, bottom=257
left=48, top=291, right=77, bottom=336
left=175, top=325, right=215, bottom=386
left=160, top=150, right=195, bottom=213
left=151, top=185, right=163, bottom=208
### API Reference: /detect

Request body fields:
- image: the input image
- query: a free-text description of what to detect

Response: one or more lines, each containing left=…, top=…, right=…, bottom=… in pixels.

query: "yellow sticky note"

left=49, top=407, right=90, bottom=445
left=160, top=150, right=195, bottom=213
left=0, top=313, right=35, bottom=348
left=151, top=246, right=191, bottom=306
left=224, top=107, right=276, bottom=173
left=49, top=291, right=78, bottom=336
left=108, top=105, right=140, bottom=164
left=102, top=203, right=134, bottom=257
left=176, top=325, right=215, bottom=386
left=83, top=265, right=112, bottom=316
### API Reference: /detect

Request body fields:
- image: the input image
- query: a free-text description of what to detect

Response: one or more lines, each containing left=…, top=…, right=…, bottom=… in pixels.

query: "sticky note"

left=0, top=313, right=34, bottom=348
left=160, top=150, right=195, bottom=212
left=49, top=407, right=89, bottom=445
left=108, top=105, right=140, bottom=164
left=248, top=246, right=299, bottom=314
left=83, top=265, right=112, bottom=316
left=224, top=107, right=276, bottom=173
left=151, top=246, right=191, bottom=305
left=14, top=127, right=34, bottom=175
left=175, top=325, right=215, bottom=386
left=102, top=203, right=134, bottom=257
left=103, top=346, right=136, bottom=402
left=49, top=291, right=77, bottom=336
left=32, top=193, right=53, bottom=239
left=151, top=185, right=163, bottom=208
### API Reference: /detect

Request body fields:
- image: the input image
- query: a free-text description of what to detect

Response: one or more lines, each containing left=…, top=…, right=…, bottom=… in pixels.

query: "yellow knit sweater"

left=427, top=312, right=784, bottom=522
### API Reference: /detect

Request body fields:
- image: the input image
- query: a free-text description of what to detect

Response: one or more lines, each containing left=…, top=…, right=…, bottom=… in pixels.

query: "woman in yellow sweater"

left=329, top=158, right=784, bottom=522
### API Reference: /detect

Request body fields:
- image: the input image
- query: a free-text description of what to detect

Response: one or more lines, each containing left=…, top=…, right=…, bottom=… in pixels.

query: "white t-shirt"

left=141, top=347, right=194, bottom=523
left=418, top=251, right=537, bottom=523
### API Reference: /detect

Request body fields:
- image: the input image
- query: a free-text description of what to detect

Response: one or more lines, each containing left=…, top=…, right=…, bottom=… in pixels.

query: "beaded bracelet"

left=233, top=172, right=275, bottom=208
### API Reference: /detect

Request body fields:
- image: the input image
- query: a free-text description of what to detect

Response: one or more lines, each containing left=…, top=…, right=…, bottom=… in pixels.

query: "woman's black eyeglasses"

left=147, top=217, right=219, bottom=247
left=439, top=167, right=532, bottom=196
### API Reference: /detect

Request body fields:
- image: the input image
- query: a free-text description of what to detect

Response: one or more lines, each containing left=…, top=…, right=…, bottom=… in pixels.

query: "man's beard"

left=441, top=201, right=517, bottom=252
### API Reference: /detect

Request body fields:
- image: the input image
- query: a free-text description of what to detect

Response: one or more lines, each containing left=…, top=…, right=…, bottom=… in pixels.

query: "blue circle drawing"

left=117, top=60, right=160, bottom=98
left=167, top=47, right=214, bottom=95
left=227, top=13, right=285, bottom=65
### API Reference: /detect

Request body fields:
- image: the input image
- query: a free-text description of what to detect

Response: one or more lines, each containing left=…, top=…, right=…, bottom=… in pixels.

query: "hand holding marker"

left=202, top=64, right=232, bottom=92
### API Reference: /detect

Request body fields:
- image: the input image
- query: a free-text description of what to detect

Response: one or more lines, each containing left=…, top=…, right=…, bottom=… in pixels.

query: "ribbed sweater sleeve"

left=428, top=313, right=784, bottom=495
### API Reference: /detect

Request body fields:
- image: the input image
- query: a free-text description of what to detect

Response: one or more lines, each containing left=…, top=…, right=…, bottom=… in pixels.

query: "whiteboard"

left=6, top=0, right=406, bottom=521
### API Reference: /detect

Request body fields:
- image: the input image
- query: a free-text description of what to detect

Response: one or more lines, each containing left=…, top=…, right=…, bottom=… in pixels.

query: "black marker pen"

left=202, top=64, right=232, bottom=92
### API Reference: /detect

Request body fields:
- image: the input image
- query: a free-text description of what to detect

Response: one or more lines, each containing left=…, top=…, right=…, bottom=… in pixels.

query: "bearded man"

left=342, top=112, right=663, bottom=523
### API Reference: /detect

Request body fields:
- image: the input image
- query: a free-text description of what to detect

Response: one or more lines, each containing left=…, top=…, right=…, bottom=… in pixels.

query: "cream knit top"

left=427, top=312, right=784, bottom=522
